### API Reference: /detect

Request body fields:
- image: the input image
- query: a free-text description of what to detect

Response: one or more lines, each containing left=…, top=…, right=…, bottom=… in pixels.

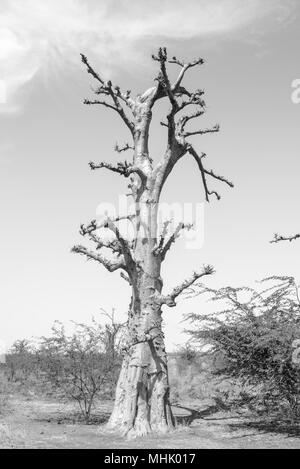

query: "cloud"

left=108, top=0, right=295, bottom=38
left=0, top=0, right=296, bottom=113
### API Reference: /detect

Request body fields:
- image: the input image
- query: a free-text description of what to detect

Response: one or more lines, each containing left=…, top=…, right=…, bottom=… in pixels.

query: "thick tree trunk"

left=107, top=298, right=174, bottom=438
left=107, top=191, right=175, bottom=438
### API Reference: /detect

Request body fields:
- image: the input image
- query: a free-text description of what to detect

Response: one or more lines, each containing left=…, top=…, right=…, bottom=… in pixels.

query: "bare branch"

left=159, top=265, right=215, bottom=307
left=187, top=145, right=233, bottom=202
left=89, top=160, right=147, bottom=183
left=111, top=86, right=135, bottom=110
left=153, top=222, right=193, bottom=260
left=106, top=82, right=135, bottom=134
left=176, top=106, right=206, bottom=137
left=78, top=215, right=135, bottom=269
left=152, top=220, right=171, bottom=255
left=153, top=87, right=207, bottom=192
left=270, top=233, right=300, bottom=244
left=87, top=232, right=123, bottom=255
left=139, top=48, right=202, bottom=109
left=152, top=48, right=179, bottom=145
left=71, top=245, right=125, bottom=272
left=177, top=90, right=205, bottom=112
left=89, top=161, right=127, bottom=174
left=168, top=56, right=205, bottom=91
left=79, top=215, right=136, bottom=236
left=81, top=54, right=104, bottom=85
left=81, top=54, right=134, bottom=135
left=179, top=109, right=205, bottom=129
left=187, top=146, right=219, bottom=201
left=120, top=272, right=132, bottom=285
left=184, top=124, right=220, bottom=138
left=114, top=142, right=134, bottom=153
left=105, top=220, right=134, bottom=266
left=84, top=99, right=117, bottom=112
left=153, top=48, right=177, bottom=109
left=81, top=55, right=134, bottom=110
left=203, top=167, right=234, bottom=189
left=161, top=222, right=193, bottom=261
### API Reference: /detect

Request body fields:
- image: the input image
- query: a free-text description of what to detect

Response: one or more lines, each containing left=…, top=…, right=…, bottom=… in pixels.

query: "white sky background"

left=0, top=0, right=300, bottom=350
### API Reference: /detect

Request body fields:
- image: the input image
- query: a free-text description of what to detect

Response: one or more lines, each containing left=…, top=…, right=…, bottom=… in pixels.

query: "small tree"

left=100, top=308, right=124, bottom=362
left=185, top=277, right=300, bottom=419
left=39, top=317, right=122, bottom=423
left=72, top=47, right=233, bottom=437
left=6, top=340, right=35, bottom=383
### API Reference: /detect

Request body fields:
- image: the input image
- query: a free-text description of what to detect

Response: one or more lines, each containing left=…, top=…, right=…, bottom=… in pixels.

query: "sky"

left=0, top=0, right=300, bottom=352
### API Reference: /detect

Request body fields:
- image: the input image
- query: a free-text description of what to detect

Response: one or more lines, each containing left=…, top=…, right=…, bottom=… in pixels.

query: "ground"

left=1, top=395, right=300, bottom=449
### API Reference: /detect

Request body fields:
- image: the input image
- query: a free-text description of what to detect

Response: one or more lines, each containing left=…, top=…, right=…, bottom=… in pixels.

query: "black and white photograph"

left=0, top=0, right=300, bottom=452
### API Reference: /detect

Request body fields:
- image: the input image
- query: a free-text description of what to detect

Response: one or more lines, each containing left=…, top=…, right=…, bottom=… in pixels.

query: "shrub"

left=37, top=316, right=123, bottom=422
left=5, top=340, right=36, bottom=384
left=5, top=311, right=124, bottom=422
left=185, top=276, right=300, bottom=419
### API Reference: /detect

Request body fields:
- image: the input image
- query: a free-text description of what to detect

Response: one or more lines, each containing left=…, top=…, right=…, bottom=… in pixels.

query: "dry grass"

left=0, top=393, right=299, bottom=449
left=1, top=361, right=300, bottom=449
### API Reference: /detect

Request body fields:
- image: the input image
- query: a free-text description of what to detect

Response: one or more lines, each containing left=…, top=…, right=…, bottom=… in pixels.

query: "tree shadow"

left=34, top=411, right=111, bottom=426
left=171, top=404, right=220, bottom=425
left=228, top=418, right=300, bottom=438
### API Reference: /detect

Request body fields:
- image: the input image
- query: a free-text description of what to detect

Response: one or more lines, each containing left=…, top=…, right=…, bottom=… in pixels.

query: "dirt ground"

left=1, top=395, right=300, bottom=449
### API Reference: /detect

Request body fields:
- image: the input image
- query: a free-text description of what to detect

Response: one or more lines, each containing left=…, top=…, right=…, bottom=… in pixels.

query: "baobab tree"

left=72, top=48, right=233, bottom=438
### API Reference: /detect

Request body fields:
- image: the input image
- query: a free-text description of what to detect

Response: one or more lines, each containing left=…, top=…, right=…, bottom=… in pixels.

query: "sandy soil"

left=0, top=396, right=300, bottom=449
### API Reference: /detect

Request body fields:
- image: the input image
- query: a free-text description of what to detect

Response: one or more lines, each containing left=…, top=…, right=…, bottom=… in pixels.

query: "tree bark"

left=107, top=298, right=174, bottom=438
left=107, top=189, right=175, bottom=438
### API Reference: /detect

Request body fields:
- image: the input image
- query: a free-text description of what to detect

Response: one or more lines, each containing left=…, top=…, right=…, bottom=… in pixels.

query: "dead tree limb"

left=158, top=265, right=215, bottom=307
left=271, top=233, right=300, bottom=244
left=71, top=245, right=126, bottom=272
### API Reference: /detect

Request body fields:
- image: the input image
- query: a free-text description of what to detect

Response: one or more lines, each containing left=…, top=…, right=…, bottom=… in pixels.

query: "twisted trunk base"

left=107, top=310, right=174, bottom=439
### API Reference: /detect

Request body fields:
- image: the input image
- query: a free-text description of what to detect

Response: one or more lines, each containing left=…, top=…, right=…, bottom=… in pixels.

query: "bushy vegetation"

left=185, top=276, right=300, bottom=420
left=3, top=312, right=123, bottom=422
left=6, top=339, right=38, bottom=386
left=3, top=278, right=300, bottom=427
